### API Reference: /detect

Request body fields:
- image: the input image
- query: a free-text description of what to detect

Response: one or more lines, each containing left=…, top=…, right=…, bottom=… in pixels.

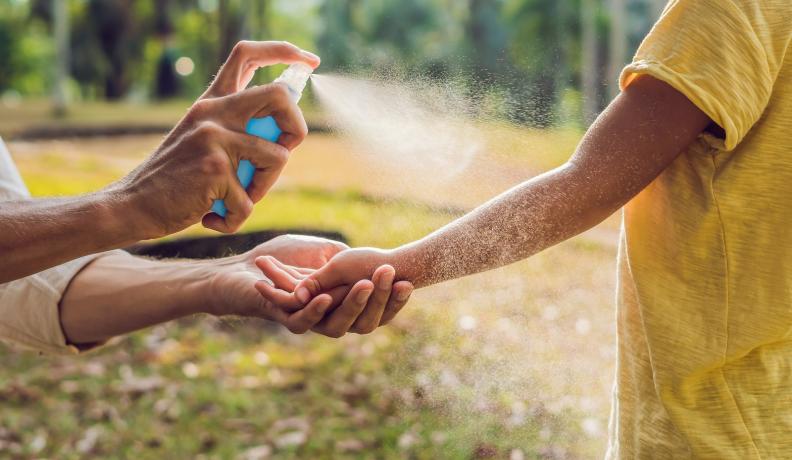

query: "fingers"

left=280, top=294, right=332, bottom=334
left=349, top=265, right=394, bottom=334
left=217, top=128, right=290, bottom=203
left=206, top=40, right=320, bottom=97
left=379, top=281, right=414, bottom=326
left=294, top=263, right=344, bottom=305
left=220, top=82, right=309, bottom=151
left=255, top=256, right=299, bottom=291
left=270, top=258, right=311, bottom=280
left=202, top=174, right=253, bottom=233
left=254, top=280, right=304, bottom=313
left=311, top=280, right=374, bottom=338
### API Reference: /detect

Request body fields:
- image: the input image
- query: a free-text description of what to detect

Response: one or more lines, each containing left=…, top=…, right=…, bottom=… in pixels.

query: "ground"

left=0, top=102, right=618, bottom=459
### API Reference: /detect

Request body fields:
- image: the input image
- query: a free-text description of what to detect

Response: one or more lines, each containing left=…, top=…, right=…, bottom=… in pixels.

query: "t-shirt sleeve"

left=620, top=0, right=789, bottom=151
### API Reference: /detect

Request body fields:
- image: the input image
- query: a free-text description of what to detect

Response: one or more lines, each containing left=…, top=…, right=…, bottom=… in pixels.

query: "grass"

left=0, top=121, right=617, bottom=458
left=0, top=99, right=188, bottom=138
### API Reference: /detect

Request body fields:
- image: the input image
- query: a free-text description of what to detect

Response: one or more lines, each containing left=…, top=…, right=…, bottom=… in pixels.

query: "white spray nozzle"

left=274, top=62, right=314, bottom=103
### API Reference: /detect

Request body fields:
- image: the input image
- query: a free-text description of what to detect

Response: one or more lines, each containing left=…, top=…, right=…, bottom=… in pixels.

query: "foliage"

left=0, top=0, right=662, bottom=127
left=0, top=2, right=54, bottom=96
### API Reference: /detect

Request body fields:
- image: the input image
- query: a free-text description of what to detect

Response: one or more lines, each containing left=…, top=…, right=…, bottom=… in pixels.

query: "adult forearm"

left=0, top=189, right=143, bottom=283
left=59, top=251, right=212, bottom=345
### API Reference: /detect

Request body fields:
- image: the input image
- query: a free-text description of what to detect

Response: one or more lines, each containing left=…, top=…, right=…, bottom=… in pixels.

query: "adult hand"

left=254, top=234, right=348, bottom=269
left=205, top=234, right=412, bottom=337
left=113, top=41, right=320, bottom=239
left=204, top=234, right=344, bottom=332
left=254, top=248, right=414, bottom=336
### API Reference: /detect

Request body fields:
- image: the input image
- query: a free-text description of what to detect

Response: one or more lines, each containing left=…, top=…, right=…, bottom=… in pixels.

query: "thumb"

left=294, top=262, right=344, bottom=305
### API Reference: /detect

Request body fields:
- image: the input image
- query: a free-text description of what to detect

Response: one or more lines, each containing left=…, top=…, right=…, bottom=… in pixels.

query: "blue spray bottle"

left=211, top=62, right=314, bottom=217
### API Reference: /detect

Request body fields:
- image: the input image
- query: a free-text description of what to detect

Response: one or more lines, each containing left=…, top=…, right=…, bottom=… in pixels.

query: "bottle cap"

left=274, top=62, right=314, bottom=102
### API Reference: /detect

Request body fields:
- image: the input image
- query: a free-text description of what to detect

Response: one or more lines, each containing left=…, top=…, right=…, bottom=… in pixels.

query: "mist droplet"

left=458, top=315, right=477, bottom=331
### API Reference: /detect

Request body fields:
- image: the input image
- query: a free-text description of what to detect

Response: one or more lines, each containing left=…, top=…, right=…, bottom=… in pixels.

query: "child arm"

left=270, top=75, right=712, bottom=302
left=393, top=75, right=712, bottom=287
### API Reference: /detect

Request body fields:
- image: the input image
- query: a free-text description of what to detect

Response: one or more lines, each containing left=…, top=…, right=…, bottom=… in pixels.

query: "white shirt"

left=0, top=137, right=113, bottom=354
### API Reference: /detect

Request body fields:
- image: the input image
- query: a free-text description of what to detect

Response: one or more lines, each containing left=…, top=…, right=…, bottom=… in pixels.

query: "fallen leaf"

left=239, top=444, right=272, bottom=460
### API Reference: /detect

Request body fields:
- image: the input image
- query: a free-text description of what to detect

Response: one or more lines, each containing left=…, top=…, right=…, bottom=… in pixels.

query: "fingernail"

left=296, top=287, right=310, bottom=304
left=397, top=288, right=413, bottom=301
left=378, top=271, right=394, bottom=290
left=357, top=288, right=373, bottom=304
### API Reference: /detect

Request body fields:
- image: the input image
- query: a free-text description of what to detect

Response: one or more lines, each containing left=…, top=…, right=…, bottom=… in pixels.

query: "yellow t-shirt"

left=609, top=0, right=792, bottom=458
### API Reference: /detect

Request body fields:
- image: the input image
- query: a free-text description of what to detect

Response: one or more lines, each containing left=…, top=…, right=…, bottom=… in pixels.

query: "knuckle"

left=235, top=201, right=253, bottom=221
left=268, top=82, right=291, bottom=104
left=194, top=121, right=221, bottom=141
left=271, top=145, right=289, bottom=166
left=295, top=119, right=308, bottom=139
left=242, top=198, right=254, bottom=216
left=225, top=219, right=242, bottom=234
left=186, top=99, right=213, bottom=121
left=200, top=151, right=229, bottom=177
left=230, top=40, right=251, bottom=58
left=310, top=278, right=324, bottom=295
left=273, top=40, right=299, bottom=54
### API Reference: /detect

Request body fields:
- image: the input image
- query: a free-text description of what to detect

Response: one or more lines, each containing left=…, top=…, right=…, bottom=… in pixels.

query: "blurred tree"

left=466, top=0, right=509, bottom=84
left=53, top=0, right=70, bottom=115
left=0, top=9, right=24, bottom=92
left=607, top=0, right=627, bottom=100
left=507, top=0, right=579, bottom=126
left=1, top=0, right=663, bottom=124
left=581, top=0, right=599, bottom=125
left=218, top=0, right=247, bottom=66
left=316, top=0, right=358, bottom=70
left=651, top=0, right=667, bottom=15
left=154, top=0, right=179, bottom=98
left=89, top=0, right=146, bottom=99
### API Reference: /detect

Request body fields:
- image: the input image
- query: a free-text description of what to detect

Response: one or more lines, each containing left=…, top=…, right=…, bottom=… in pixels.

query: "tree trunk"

left=53, top=0, right=70, bottom=116
left=607, top=0, right=627, bottom=101
left=253, top=0, right=269, bottom=40
left=218, top=0, right=233, bottom=65
left=581, top=0, right=598, bottom=125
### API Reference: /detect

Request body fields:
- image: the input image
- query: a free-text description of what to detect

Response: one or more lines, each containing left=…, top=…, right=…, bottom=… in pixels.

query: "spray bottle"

left=211, top=62, right=314, bottom=217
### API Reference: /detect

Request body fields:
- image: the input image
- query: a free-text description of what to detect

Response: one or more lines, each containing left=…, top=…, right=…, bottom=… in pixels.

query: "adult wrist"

left=197, top=256, right=247, bottom=317
left=102, top=181, right=161, bottom=242
left=178, top=261, right=217, bottom=316
left=87, top=188, right=148, bottom=249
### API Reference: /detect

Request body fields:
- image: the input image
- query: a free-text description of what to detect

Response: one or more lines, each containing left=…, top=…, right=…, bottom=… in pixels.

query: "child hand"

left=292, top=247, right=395, bottom=304
left=254, top=252, right=414, bottom=336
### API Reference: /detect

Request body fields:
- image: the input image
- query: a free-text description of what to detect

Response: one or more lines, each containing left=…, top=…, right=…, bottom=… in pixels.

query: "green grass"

left=0, top=134, right=615, bottom=459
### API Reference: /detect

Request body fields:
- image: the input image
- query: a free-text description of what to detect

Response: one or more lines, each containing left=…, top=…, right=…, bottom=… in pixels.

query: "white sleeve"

left=0, top=138, right=121, bottom=355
